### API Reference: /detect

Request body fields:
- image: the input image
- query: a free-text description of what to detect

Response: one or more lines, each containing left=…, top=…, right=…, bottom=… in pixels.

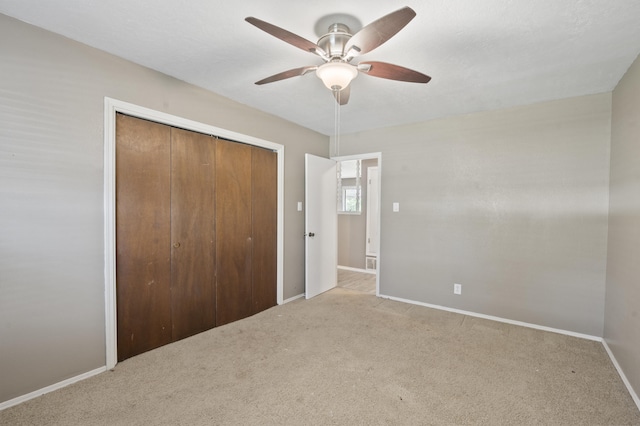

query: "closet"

left=115, top=113, right=276, bottom=361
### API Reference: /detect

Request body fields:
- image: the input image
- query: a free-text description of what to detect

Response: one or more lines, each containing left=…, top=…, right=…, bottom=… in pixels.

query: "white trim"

left=378, top=294, right=603, bottom=342
left=104, top=98, right=117, bottom=370
left=365, top=166, right=379, bottom=257
left=104, top=97, right=285, bottom=370
left=337, top=265, right=376, bottom=275
left=0, top=367, right=106, bottom=411
left=283, top=293, right=305, bottom=304
left=602, top=340, right=640, bottom=411
left=332, top=152, right=382, bottom=297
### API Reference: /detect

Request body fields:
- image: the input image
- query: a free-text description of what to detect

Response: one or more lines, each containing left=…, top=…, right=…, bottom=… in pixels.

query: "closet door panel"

left=216, top=140, right=252, bottom=326
left=251, top=147, right=278, bottom=314
left=116, top=114, right=172, bottom=361
left=170, top=128, right=217, bottom=341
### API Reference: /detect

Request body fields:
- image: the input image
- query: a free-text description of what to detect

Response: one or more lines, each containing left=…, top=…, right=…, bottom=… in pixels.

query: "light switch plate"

left=297, top=201, right=303, bottom=211
left=393, top=202, right=400, bottom=212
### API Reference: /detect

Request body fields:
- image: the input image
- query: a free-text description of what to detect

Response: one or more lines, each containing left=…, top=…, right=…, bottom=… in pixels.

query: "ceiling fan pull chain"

left=334, top=88, right=341, bottom=156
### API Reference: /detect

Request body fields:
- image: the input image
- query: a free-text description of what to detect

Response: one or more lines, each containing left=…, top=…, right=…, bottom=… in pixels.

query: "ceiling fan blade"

left=345, top=6, right=416, bottom=57
left=246, top=17, right=327, bottom=58
left=358, top=61, right=431, bottom=83
left=255, top=66, right=318, bottom=85
left=332, top=86, right=350, bottom=105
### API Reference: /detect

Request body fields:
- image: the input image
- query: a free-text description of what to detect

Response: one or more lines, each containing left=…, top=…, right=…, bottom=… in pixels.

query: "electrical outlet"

left=454, top=283, right=462, bottom=295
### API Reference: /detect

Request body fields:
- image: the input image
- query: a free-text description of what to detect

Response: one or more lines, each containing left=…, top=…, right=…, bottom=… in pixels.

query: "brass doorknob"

left=173, top=242, right=181, bottom=248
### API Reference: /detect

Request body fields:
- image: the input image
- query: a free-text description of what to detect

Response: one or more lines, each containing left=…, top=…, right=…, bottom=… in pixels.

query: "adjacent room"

left=1, top=1, right=639, bottom=424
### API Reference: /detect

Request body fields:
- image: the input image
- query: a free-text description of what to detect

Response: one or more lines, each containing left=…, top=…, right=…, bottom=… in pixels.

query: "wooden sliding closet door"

left=215, top=139, right=253, bottom=326
left=251, top=146, right=278, bottom=313
left=170, top=128, right=216, bottom=341
left=116, top=114, right=277, bottom=360
left=116, top=114, right=172, bottom=361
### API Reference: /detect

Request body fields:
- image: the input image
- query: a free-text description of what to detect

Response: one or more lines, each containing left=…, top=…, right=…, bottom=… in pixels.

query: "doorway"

left=333, top=153, right=381, bottom=295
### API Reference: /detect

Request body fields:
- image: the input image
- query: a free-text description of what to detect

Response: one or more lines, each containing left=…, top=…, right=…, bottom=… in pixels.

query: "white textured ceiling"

left=1, top=0, right=640, bottom=135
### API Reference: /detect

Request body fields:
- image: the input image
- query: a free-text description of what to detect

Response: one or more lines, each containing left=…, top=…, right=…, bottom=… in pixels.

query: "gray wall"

left=339, top=93, right=612, bottom=337
left=0, top=14, right=328, bottom=404
left=3, top=10, right=638, bottom=408
left=605, top=54, right=640, bottom=399
left=338, top=158, right=377, bottom=269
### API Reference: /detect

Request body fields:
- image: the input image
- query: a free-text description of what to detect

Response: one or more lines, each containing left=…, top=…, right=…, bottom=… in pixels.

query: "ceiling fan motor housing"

left=317, top=23, right=352, bottom=59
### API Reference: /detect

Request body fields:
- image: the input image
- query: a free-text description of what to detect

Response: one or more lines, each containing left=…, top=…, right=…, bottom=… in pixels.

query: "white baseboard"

left=378, top=293, right=602, bottom=342
left=283, top=293, right=305, bottom=304
left=0, top=366, right=106, bottom=411
left=338, top=265, right=376, bottom=275
left=602, top=340, right=640, bottom=411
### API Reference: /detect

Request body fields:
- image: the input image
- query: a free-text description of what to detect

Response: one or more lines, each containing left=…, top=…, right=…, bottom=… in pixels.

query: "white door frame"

left=332, top=152, right=382, bottom=295
left=103, top=97, right=285, bottom=369
left=366, top=166, right=379, bottom=257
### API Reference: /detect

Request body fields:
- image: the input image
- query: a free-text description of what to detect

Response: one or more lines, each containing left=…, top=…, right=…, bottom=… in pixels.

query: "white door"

left=305, top=154, right=337, bottom=299
left=366, top=166, right=379, bottom=256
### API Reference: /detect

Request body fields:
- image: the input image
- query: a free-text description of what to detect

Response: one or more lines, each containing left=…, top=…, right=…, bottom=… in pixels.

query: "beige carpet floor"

left=2, top=288, right=639, bottom=425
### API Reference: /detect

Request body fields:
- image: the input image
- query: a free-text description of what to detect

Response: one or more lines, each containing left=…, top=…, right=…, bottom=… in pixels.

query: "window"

left=341, top=186, right=360, bottom=212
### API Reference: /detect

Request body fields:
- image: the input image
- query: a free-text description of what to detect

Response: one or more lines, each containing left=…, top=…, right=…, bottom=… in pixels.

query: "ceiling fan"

left=245, top=6, right=431, bottom=105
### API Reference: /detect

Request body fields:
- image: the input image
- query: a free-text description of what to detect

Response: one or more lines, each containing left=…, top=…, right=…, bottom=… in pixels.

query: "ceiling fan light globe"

left=316, top=62, right=358, bottom=91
